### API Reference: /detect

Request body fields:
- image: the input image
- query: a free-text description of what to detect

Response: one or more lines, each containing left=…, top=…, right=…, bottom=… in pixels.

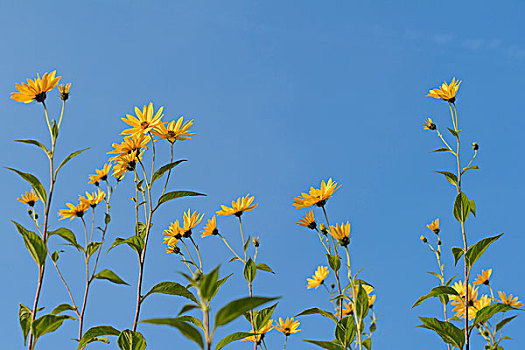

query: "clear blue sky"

left=1, top=1, right=524, bottom=349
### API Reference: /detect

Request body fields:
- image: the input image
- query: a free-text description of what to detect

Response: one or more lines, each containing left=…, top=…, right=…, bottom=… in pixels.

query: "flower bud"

left=319, top=224, right=328, bottom=236
left=420, top=235, right=427, bottom=243
left=472, top=142, right=479, bottom=151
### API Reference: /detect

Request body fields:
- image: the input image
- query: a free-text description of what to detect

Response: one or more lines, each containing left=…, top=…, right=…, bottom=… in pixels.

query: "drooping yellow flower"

left=89, top=164, right=112, bottom=185
left=58, top=83, right=71, bottom=101
left=427, top=77, right=461, bottom=103
left=182, top=209, right=204, bottom=236
left=296, top=210, right=316, bottom=230
left=216, top=194, right=258, bottom=217
left=166, top=244, right=181, bottom=254
left=112, top=150, right=142, bottom=180
left=474, top=295, right=492, bottom=311
left=473, top=269, right=492, bottom=286
left=293, top=178, right=341, bottom=209
left=274, top=317, right=300, bottom=336
left=426, top=218, right=439, bottom=234
left=121, top=103, right=164, bottom=136
left=338, top=302, right=353, bottom=317
left=242, top=320, right=273, bottom=344
left=79, top=189, right=106, bottom=208
left=451, top=281, right=478, bottom=301
left=107, top=134, right=150, bottom=162
left=307, top=266, right=329, bottom=289
left=498, top=291, right=523, bottom=307
left=58, top=202, right=90, bottom=220
left=201, top=216, right=219, bottom=238
left=11, top=71, right=61, bottom=103
left=17, top=190, right=39, bottom=207
left=153, top=116, right=197, bottom=143
left=329, top=222, right=351, bottom=247
left=423, top=118, right=436, bottom=131
left=163, top=220, right=184, bottom=246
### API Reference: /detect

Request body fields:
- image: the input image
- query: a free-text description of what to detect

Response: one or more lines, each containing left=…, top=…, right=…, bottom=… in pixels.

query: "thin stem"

left=448, top=102, right=457, bottom=131
left=78, top=217, right=91, bottom=339
left=436, top=129, right=456, bottom=155
left=314, top=227, right=331, bottom=254
left=283, top=335, right=288, bottom=350
left=89, top=207, right=96, bottom=242
left=238, top=216, right=247, bottom=262
left=182, top=240, right=198, bottom=269
left=219, top=234, right=244, bottom=263
left=58, top=100, right=66, bottom=130
left=345, top=246, right=362, bottom=350
left=189, top=236, right=203, bottom=272
left=203, top=306, right=211, bottom=350
left=322, top=205, right=343, bottom=320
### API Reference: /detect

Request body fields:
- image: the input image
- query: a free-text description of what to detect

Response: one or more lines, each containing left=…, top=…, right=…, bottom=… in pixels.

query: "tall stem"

left=321, top=205, right=343, bottom=320
left=78, top=217, right=91, bottom=339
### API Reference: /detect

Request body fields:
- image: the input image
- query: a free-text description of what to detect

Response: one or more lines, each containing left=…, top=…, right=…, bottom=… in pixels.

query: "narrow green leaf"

left=48, top=227, right=82, bottom=251
left=215, top=332, right=255, bottom=350
left=469, top=199, right=476, bottom=217
left=496, top=315, right=518, bottom=332
left=55, top=148, right=90, bottom=177
left=447, top=127, right=460, bottom=137
left=453, top=192, right=470, bottom=223
left=141, top=318, right=204, bottom=349
left=151, top=160, right=187, bottom=183
left=244, top=258, right=257, bottom=283
left=427, top=271, right=443, bottom=281
left=19, top=303, right=32, bottom=345
left=256, top=263, right=275, bottom=274
left=78, top=325, right=120, bottom=349
left=417, top=317, right=464, bottom=348
left=144, top=281, right=198, bottom=303
left=176, top=316, right=204, bottom=330
left=105, top=213, right=111, bottom=225
left=157, top=190, right=206, bottom=207
left=178, top=304, right=200, bottom=315
left=356, top=285, right=369, bottom=320
left=466, top=233, right=503, bottom=268
left=326, top=254, right=341, bottom=272
left=108, top=236, right=144, bottom=257
left=295, top=307, right=338, bottom=323
left=435, top=170, right=458, bottom=187
left=117, top=329, right=146, bottom=350
left=200, top=266, right=220, bottom=301
left=12, top=221, right=47, bottom=266
left=214, top=297, right=278, bottom=329
left=86, top=241, right=102, bottom=258
left=51, top=304, right=77, bottom=315
left=94, top=269, right=129, bottom=285
left=473, top=303, right=520, bottom=326
left=14, top=139, right=50, bottom=156
left=211, top=273, right=233, bottom=300
left=431, top=148, right=453, bottom=154
left=243, top=236, right=250, bottom=254
left=462, top=165, right=479, bottom=174
left=412, top=286, right=460, bottom=308
left=303, top=340, right=345, bottom=350
left=6, top=167, right=47, bottom=203
left=451, top=247, right=464, bottom=266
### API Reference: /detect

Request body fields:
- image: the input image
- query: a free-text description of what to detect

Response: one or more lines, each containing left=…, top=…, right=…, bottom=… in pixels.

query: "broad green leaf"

left=417, top=317, right=464, bottom=349
left=49, top=227, right=82, bottom=251
left=473, top=303, right=519, bottom=326
left=135, top=222, right=147, bottom=238
left=14, top=139, right=50, bottom=157
left=141, top=318, right=203, bottom=349
left=211, top=273, right=233, bottom=301
left=78, top=325, right=120, bottom=349
left=496, top=315, right=518, bottom=332
left=412, top=286, right=461, bottom=308
left=55, top=148, right=90, bottom=177
left=12, top=221, right=47, bottom=266
left=19, top=303, right=32, bottom=345
left=200, top=266, right=220, bottom=301
left=469, top=199, right=476, bottom=217
left=451, top=247, right=464, bottom=266
left=363, top=338, right=372, bottom=350
left=94, top=269, right=129, bottom=285
left=51, top=250, right=61, bottom=262
left=453, top=192, right=470, bottom=223
left=151, top=160, right=187, bottom=183
left=254, top=303, right=278, bottom=329
left=244, top=258, right=256, bottom=283
left=51, top=304, right=77, bottom=315
left=435, top=171, right=458, bottom=187
left=6, top=167, right=47, bottom=204
left=335, top=316, right=356, bottom=347
left=108, top=236, right=144, bottom=257
left=178, top=304, right=200, bottom=315
left=465, top=233, right=503, bottom=268
left=326, top=254, right=341, bottom=272
left=105, top=213, right=111, bottom=224
left=32, top=314, right=74, bottom=342
left=86, top=241, right=102, bottom=258
left=176, top=315, right=204, bottom=330
left=117, top=329, right=146, bottom=350
left=304, top=340, right=345, bottom=350
left=214, top=297, right=278, bottom=329
left=447, top=127, right=461, bottom=137
left=215, top=332, right=255, bottom=350
left=157, top=190, right=206, bottom=207
left=256, top=263, right=275, bottom=274
left=295, top=307, right=338, bottom=323
left=356, top=285, right=369, bottom=321
left=144, top=281, right=198, bottom=303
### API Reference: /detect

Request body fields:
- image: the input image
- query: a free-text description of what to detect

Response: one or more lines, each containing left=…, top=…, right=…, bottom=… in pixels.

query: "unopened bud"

left=472, top=142, right=479, bottom=151
left=420, top=235, right=427, bottom=243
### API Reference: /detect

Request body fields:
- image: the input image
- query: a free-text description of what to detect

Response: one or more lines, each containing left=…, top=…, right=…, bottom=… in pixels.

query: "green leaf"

left=496, top=315, right=518, bottom=332
left=244, top=258, right=257, bottom=283
left=447, top=127, right=460, bottom=137
left=295, top=307, right=338, bottom=323
left=326, top=254, right=341, bottom=272
left=256, top=263, right=275, bottom=274
left=144, top=281, right=198, bottom=304
left=431, top=147, right=453, bottom=154
left=473, top=303, right=520, bottom=326
left=417, top=317, right=464, bottom=349
left=14, top=139, right=50, bottom=157
left=19, top=303, right=32, bottom=345
left=363, top=338, right=372, bottom=350
left=50, top=250, right=61, bottom=262
left=469, top=199, right=476, bottom=217
left=453, top=192, right=470, bottom=223
left=6, top=167, right=47, bottom=204
left=451, top=247, right=464, bottom=266
left=135, top=221, right=147, bottom=238
left=151, top=160, right=187, bottom=183
left=78, top=325, right=120, bottom=349
left=427, top=271, right=443, bottom=281
left=412, top=286, right=461, bottom=308
left=176, top=315, right=204, bottom=330
left=142, top=318, right=204, bottom=349
left=157, top=190, right=206, bottom=207
left=335, top=316, right=356, bottom=347
left=49, top=227, right=82, bottom=251
left=51, top=121, right=59, bottom=140
left=303, top=340, right=345, bottom=350
left=55, top=148, right=90, bottom=177
left=243, top=236, right=250, bottom=254
left=211, top=273, right=233, bottom=301
left=356, top=285, right=369, bottom=321
left=462, top=165, right=479, bottom=174
left=12, top=221, right=47, bottom=267
left=51, top=303, right=77, bottom=316
left=214, top=296, right=278, bottom=329
left=215, top=332, right=255, bottom=350
left=254, top=303, right=278, bottom=329
left=435, top=171, right=458, bottom=187
left=108, top=236, right=144, bottom=257
left=105, top=213, right=111, bottom=225
left=117, top=329, right=146, bottom=350
left=466, top=233, right=503, bottom=268
left=94, top=269, right=129, bottom=285
left=32, top=314, right=74, bottom=342
left=178, top=304, right=200, bottom=315
left=200, top=266, right=220, bottom=301
left=86, top=241, right=102, bottom=259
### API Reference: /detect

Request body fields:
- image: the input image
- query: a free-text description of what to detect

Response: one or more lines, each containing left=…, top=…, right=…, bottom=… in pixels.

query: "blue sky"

left=1, top=1, right=524, bottom=349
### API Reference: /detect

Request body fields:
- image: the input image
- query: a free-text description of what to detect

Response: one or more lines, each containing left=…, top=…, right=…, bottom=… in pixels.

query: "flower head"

left=108, top=134, right=150, bottom=161
left=166, top=244, right=181, bottom=254
left=182, top=209, right=204, bottom=237
left=427, top=77, right=461, bottom=103
left=112, top=150, right=142, bottom=180
left=242, top=320, right=273, bottom=344
left=216, top=194, right=258, bottom=217
left=11, top=71, right=61, bottom=103
left=89, top=164, right=112, bottom=185
left=153, top=116, right=197, bottom=143
left=274, top=317, right=300, bottom=336
left=498, top=291, right=523, bottom=307
left=451, top=281, right=478, bottom=301
left=307, top=266, right=329, bottom=289
left=17, top=190, right=39, bottom=207
left=59, top=202, right=90, bottom=220
left=79, top=189, right=106, bottom=208
left=329, top=222, right=351, bottom=247
left=201, top=216, right=219, bottom=238
left=293, top=178, right=341, bottom=209
left=296, top=210, right=316, bottom=230
left=473, top=269, right=492, bottom=286
left=423, top=118, right=437, bottom=131
left=121, top=103, right=164, bottom=136
left=58, top=83, right=71, bottom=101
left=426, top=218, right=439, bottom=234
left=163, top=220, right=183, bottom=246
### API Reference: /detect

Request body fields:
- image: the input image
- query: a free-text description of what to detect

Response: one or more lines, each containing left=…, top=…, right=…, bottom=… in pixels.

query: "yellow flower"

left=329, top=222, right=351, bottom=247
left=79, top=189, right=106, bottom=208
left=89, top=164, right=112, bottom=185
left=474, top=295, right=492, bottom=311
left=216, top=194, right=258, bottom=217
left=153, top=116, right=197, bottom=143
left=427, top=77, right=461, bottom=103
left=166, top=244, right=181, bottom=254
left=11, top=71, right=61, bottom=103
left=293, top=178, right=341, bottom=209
left=296, top=210, right=316, bottom=230
left=201, top=216, right=219, bottom=238
left=274, top=317, right=300, bottom=336
left=59, top=202, right=90, bottom=220
left=451, top=281, right=478, bottom=301
left=17, top=190, right=39, bottom=207
left=426, top=218, right=439, bottom=234
left=242, top=320, right=273, bottom=343
left=423, top=118, right=436, bottom=130
left=121, top=103, right=164, bottom=136
left=112, top=150, right=142, bottom=180
left=58, top=83, right=71, bottom=101
left=337, top=302, right=353, bottom=317
left=473, top=269, right=492, bottom=286
left=307, top=266, right=329, bottom=289
left=498, top=291, right=523, bottom=307
left=107, top=134, right=150, bottom=162
left=163, top=220, right=183, bottom=246
left=182, top=209, right=204, bottom=237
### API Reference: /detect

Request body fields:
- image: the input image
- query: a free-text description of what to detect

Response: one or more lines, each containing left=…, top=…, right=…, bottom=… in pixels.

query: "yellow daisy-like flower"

left=339, top=302, right=353, bottom=316
left=166, top=244, right=181, bottom=254
left=329, top=222, right=351, bottom=247
left=426, top=218, right=439, bottom=234
left=182, top=209, right=204, bottom=237
left=17, top=190, right=39, bottom=207
left=11, top=71, right=61, bottom=103
left=498, top=291, right=523, bottom=307
left=201, top=216, right=219, bottom=238
left=216, top=194, right=258, bottom=217
left=163, top=220, right=184, bottom=246
left=58, top=202, right=90, bottom=220
left=79, top=189, right=106, bottom=208
left=242, top=320, right=273, bottom=344
left=274, top=317, right=300, bottom=336
left=307, top=266, right=329, bottom=289
left=292, top=178, right=341, bottom=209
left=427, top=77, right=461, bottom=103
left=58, top=83, right=71, bottom=101
left=153, top=116, right=197, bottom=143
left=474, top=295, right=492, bottom=311
left=296, top=210, right=316, bottom=230
left=107, top=134, right=150, bottom=162
left=89, top=163, right=112, bottom=185
left=121, top=103, right=164, bottom=136
left=423, top=117, right=436, bottom=131
left=473, top=269, right=492, bottom=286
left=112, top=150, right=142, bottom=180
left=451, top=281, right=478, bottom=301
